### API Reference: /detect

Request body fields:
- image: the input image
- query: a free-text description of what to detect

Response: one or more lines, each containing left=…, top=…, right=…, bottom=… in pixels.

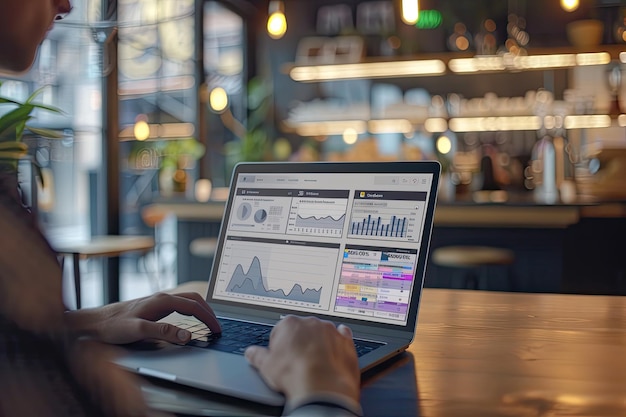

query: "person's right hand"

left=244, top=316, right=360, bottom=406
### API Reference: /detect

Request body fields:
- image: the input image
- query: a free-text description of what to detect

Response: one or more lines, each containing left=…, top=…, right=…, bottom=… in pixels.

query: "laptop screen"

left=208, top=162, right=439, bottom=328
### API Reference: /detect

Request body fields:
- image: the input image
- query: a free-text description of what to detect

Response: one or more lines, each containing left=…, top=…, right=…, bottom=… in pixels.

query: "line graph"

left=214, top=239, right=339, bottom=309
left=287, top=197, right=348, bottom=237
left=295, top=213, right=345, bottom=229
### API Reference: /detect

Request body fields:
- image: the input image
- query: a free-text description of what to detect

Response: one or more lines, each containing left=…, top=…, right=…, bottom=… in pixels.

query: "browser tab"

left=239, top=175, right=256, bottom=183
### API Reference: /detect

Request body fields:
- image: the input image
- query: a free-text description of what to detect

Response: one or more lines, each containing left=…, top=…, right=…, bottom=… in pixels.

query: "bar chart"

left=348, top=199, right=423, bottom=242
left=350, top=214, right=408, bottom=237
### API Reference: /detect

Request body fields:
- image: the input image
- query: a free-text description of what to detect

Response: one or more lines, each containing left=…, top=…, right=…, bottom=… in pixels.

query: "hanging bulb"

left=133, top=120, right=150, bottom=141
left=267, top=1, right=287, bottom=39
left=401, top=0, right=419, bottom=25
left=561, top=0, right=579, bottom=12
left=209, top=87, right=228, bottom=113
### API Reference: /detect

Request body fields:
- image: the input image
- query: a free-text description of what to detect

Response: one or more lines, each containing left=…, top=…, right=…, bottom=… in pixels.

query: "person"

left=0, top=1, right=362, bottom=416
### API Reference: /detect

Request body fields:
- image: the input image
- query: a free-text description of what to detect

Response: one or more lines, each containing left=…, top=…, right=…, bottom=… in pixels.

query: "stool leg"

left=72, top=253, right=81, bottom=309
left=507, top=265, right=516, bottom=292
left=465, top=270, right=479, bottom=290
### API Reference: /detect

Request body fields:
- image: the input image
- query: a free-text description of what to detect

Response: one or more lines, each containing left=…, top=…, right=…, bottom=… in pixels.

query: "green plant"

left=0, top=82, right=63, bottom=169
left=224, top=77, right=273, bottom=175
left=157, top=137, right=205, bottom=170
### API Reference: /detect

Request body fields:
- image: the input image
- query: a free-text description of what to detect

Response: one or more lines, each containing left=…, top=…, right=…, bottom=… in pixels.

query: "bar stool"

left=431, top=245, right=516, bottom=290
left=55, top=235, right=155, bottom=309
left=141, top=205, right=177, bottom=291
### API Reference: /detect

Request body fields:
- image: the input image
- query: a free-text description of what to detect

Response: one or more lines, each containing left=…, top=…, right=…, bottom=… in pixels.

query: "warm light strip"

left=512, top=54, right=576, bottom=69
left=621, top=52, right=626, bottom=64
left=119, top=123, right=195, bottom=140
left=368, top=119, right=413, bottom=134
left=294, top=120, right=367, bottom=136
left=576, top=52, right=611, bottom=66
left=424, top=118, right=448, bottom=133
left=449, top=116, right=541, bottom=132
left=290, top=60, right=446, bottom=81
left=564, top=115, right=611, bottom=129
left=448, top=56, right=505, bottom=73
left=618, top=114, right=626, bottom=127
left=448, top=52, right=609, bottom=74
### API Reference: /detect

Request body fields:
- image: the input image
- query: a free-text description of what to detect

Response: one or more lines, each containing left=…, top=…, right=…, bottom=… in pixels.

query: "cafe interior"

left=1, top=0, right=625, bottom=415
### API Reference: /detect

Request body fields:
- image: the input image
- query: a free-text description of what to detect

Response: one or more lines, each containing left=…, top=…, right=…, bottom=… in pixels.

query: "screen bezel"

left=205, top=161, right=440, bottom=332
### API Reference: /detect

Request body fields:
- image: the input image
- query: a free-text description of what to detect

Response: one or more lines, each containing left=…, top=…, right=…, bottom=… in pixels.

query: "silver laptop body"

left=116, top=161, right=440, bottom=406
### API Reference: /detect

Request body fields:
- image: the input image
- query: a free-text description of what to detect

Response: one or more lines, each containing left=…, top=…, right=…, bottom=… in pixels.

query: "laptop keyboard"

left=174, top=318, right=384, bottom=357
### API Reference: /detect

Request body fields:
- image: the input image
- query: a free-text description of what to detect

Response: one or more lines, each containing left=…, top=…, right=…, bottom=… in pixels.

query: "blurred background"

left=1, top=0, right=625, bottom=307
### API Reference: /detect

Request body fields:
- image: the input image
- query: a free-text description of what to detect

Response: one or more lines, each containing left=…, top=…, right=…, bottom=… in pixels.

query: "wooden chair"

left=431, top=245, right=516, bottom=290
left=55, top=235, right=155, bottom=309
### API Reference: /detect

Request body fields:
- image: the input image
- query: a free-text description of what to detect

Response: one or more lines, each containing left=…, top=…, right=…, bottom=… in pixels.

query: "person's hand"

left=65, top=292, right=221, bottom=345
left=244, top=316, right=360, bottom=406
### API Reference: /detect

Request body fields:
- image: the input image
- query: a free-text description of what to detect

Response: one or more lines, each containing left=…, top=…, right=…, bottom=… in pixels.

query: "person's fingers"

left=146, top=293, right=221, bottom=333
left=244, top=345, right=279, bottom=391
left=168, top=292, right=222, bottom=333
left=138, top=320, right=191, bottom=344
left=337, top=323, right=353, bottom=340
left=244, top=345, right=270, bottom=370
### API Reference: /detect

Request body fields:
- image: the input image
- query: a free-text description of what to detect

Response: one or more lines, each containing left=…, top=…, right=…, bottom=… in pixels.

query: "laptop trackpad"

left=115, top=344, right=285, bottom=406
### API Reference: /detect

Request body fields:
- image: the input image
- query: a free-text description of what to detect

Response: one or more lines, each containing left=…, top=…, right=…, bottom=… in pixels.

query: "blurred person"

left=0, top=1, right=362, bottom=416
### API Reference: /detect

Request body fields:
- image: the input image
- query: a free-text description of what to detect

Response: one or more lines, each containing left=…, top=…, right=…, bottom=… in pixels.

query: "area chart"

left=227, top=256, right=321, bottom=303
left=214, top=238, right=340, bottom=310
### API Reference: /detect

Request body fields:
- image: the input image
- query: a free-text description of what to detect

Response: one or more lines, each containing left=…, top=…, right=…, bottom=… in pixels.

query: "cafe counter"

left=142, top=198, right=626, bottom=295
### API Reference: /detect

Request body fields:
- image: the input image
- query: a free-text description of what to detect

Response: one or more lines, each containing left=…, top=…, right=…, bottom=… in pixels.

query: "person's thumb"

left=140, top=321, right=191, bottom=345
left=244, top=345, right=269, bottom=370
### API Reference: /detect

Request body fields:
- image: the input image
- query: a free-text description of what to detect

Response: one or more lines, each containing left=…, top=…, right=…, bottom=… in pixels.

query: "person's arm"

left=244, top=316, right=362, bottom=417
left=64, top=292, right=221, bottom=345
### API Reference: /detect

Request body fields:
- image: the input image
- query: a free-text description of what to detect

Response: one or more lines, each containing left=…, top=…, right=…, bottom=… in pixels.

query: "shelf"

left=283, top=114, right=622, bottom=136
left=118, top=122, right=195, bottom=141
left=283, top=45, right=626, bottom=82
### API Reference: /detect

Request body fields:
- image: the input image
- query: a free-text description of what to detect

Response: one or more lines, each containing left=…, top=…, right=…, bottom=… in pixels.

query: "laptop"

left=116, top=161, right=440, bottom=406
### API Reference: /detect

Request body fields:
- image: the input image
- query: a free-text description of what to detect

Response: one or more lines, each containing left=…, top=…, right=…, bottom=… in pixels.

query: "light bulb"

left=343, top=128, right=358, bottom=145
left=436, top=135, right=452, bottom=154
left=401, top=0, right=419, bottom=25
left=134, top=120, right=150, bottom=141
left=561, top=0, right=579, bottom=12
left=267, top=11, right=287, bottom=39
left=209, top=87, right=228, bottom=113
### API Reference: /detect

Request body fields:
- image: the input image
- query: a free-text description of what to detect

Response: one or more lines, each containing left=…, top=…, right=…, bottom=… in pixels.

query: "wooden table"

left=148, top=282, right=626, bottom=417
left=54, top=235, right=155, bottom=308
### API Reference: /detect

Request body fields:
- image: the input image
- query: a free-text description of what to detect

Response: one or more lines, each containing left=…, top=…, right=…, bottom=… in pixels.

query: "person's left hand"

left=65, top=292, right=221, bottom=345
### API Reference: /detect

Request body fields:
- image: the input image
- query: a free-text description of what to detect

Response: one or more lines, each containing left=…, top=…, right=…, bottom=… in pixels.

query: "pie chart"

left=254, top=209, right=268, bottom=223
left=237, top=203, right=252, bottom=220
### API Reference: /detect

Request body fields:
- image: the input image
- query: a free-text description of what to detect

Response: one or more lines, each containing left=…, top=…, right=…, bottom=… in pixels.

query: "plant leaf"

left=26, top=126, right=63, bottom=138
left=31, top=102, right=64, bottom=114
left=0, top=117, right=32, bottom=141
left=15, top=120, right=27, bottom=140
left=26, top=85, right=48, bottom=103
left=0, top=96, right=24, bottom=106
left=0, top=105, right=34, bottom=139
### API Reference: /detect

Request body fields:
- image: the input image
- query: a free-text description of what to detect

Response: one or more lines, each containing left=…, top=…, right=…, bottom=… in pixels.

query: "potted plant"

left=0, top=81, right=63, bottom=206
left=156, top=137, right=205, bottom=195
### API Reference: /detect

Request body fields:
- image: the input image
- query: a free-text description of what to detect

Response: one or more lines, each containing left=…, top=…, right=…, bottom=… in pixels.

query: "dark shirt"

left=0, top=184, right=103, bottom=416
